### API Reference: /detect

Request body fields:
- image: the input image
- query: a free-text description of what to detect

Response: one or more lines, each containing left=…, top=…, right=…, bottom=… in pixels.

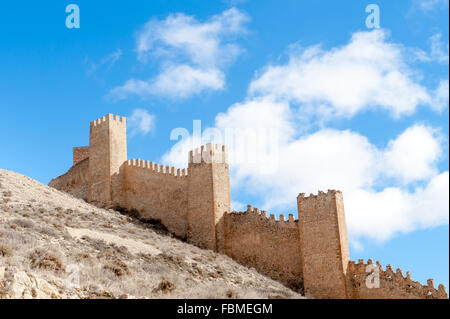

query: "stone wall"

left=73, top=146, right=89, bottom=166
left=223, top=206, right=303, bottom=289
left=346, top=259, right=448, bottom=299
left=48, top=158, right=90, bottom=201
left=123, top=159, right=189, bottom=239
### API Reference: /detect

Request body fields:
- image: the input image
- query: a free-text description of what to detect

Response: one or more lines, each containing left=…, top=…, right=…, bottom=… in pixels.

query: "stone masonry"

left=49, top=114, right=448, bottom=299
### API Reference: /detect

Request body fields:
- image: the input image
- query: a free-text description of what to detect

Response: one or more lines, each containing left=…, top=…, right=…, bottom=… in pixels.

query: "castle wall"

left=73, top=146, right=89, bottom=166
left=187, top=144, right=230, bottom=251
left=48, top=113, right=449, bottom=300
left=48, top=158, right=90, bottom=201
left=297, top=190, right=350, bottom=298
left=346, top=259, right=448, bottom=299
left=123, top=159, right=189, bottom=239
left=223, top=207, right=303, bottom=289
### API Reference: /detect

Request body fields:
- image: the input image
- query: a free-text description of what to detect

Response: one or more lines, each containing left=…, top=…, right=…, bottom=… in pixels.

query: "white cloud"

left=413, top=33, right=449, bottom=64
left=215, top=97, right=295, bottom=141
left=128, top=109, right=155, bottom=136
left=212, top=101, right=448, bottom=243
left=161, top=135, right=194, bottom=168
left=148, top=64, right=225, bottom=99
left=231, top=201, right=246, bottom=212
left=161, top=98, right=448, bottom=243
left=161, top=29, right=449, bottom=246
left=249, top=30, right=445, bottom=120
left=431, top=79, right=450, bottom=112
left=110, top=8, right=248, bottom=100
left=430, top=33, right=449, bottom=64
left=109, top=65, right=225, bottom=100
left=382, top=125, right=443, bottom=184
left=347, top=172, right=449, bottom=242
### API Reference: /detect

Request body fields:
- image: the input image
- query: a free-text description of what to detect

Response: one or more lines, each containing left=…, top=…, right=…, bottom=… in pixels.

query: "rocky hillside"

left=0, top=169, right=303, bottom=299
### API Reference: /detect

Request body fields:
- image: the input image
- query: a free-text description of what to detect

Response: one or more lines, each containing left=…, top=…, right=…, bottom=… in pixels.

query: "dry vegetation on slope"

left=0, top=169, right=303, bottom=299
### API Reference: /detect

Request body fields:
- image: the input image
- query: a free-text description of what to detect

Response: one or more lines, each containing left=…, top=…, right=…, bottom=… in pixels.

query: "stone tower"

left=297, top=190, right=350, bottom=298
left=187, top=143, right=231, bottom=252
left=88, top=114, right=127, bottom=207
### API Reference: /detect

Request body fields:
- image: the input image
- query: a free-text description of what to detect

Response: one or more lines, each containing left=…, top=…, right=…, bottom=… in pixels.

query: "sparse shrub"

left=103, top=258, right=130, bottom=277
left=75, top=252, right=91, bottom=262
left=182, top=262, right=204, bottom=278
left=159, top=253, right=186, bottom=269
left=226, top=289, right=239, bottom=299
left=154, top=277, right=175, bottom=294
left=2, top=191, right=12, bottom=197
left=0, top=243, right=12, bottom=257
left=11, top=218, right=34, bottom=229
left=37, top=225, right=59, bottom=238
left=82, top=236, right=109, bottom=251
left=29, top=247, right=64, bottom=271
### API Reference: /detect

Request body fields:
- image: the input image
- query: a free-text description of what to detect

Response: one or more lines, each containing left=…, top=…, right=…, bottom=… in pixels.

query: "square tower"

left=297, top=190, right=350, bottom=298
left=88, top=114, right=127, bottom=206
left=187, top=143, right=230, bottom=252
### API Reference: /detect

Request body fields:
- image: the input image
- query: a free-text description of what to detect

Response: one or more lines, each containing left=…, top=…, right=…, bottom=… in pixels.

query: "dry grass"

left=28, top=247, right=64, bottom=272
left=0, top=243, right=12, bottom=257
left=0, top=169, right=304, bottom=299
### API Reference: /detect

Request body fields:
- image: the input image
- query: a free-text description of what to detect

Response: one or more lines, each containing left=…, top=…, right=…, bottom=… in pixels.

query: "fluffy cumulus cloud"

left=382, top=125, right=443, bottom=184
left=249, top=30, right=447, bottom=119
left=346, top=172, right=449, bottom=242
left=161, top=29, right=449, bottom=246
left=109, top=8, right=248, bottom=100
left=128, top=108, right=155, bottom=136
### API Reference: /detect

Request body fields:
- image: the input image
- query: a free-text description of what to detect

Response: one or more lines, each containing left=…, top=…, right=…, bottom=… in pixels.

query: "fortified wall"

left=49, top=114, right=448, bottom=299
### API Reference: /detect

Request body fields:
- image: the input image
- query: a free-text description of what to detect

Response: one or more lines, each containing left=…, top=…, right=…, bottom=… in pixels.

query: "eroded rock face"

left=0, top=267, right=60, bottom=299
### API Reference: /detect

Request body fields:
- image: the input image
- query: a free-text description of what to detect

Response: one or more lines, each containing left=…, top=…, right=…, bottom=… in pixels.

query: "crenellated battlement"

left=188, top=143, right=228, bottom=164
left=298, top=189, right=341, bottom=200
left=126, top=159, right=188, bottom=178
left=347, top=259, right=448, bottom=299
left=227, top=204, right=297, bottom=228
left=90, top=114, right=126, bottom=129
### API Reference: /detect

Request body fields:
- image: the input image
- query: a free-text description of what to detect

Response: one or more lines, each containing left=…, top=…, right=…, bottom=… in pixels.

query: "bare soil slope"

left=0, top=169, right=303, bottom=299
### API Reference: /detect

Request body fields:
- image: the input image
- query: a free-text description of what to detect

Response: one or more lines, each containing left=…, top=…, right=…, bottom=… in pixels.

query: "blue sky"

left=0, top=0, right=448, bottom=290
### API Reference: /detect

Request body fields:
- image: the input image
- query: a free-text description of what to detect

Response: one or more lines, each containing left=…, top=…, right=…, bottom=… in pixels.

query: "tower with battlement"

left=187, top=143, right=230, bottom=252
left=48, top=114, right=448, bottom=299
left=297, top=190, right=350, bottom=298
left=88, top=114, right=127, bottom=207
